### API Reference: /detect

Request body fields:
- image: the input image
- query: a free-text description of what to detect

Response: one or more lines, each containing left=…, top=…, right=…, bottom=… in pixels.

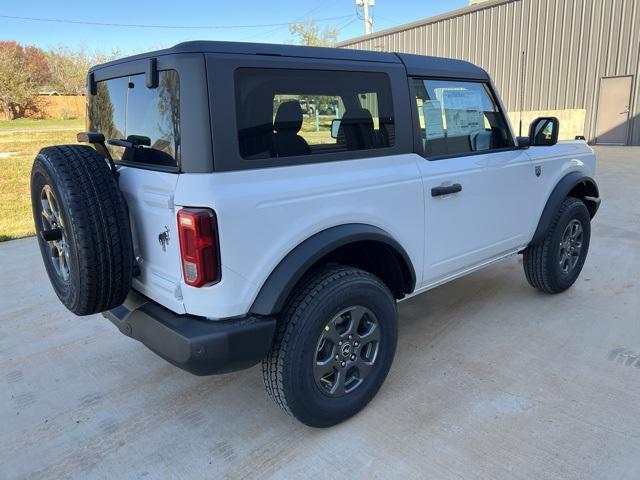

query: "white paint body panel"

left=118, top=167, right=185, bottom=314
left=524, top=141, right=597, bottom=240
left=124, top=141, right=595, bottom=320
left=418, top=149, right=537, bottom=286
left=174, top=154, right=425, bottom=318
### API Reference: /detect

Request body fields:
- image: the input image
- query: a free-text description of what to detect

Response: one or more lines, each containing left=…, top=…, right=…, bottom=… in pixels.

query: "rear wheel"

left=31, top=145, right=133, bottom=315
left=523, top=197, right=591, bottom=293
left=262, top=266, right=398, bottom=427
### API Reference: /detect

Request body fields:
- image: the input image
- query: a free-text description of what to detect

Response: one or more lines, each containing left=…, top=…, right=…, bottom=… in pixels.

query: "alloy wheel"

left=313, top=305, right=381, bottom=397
left=40, top=185, right=70, bottom=282
left=558, top=219, right=583, bottom=274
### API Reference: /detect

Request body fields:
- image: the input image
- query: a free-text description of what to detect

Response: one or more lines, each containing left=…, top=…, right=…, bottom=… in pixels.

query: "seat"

left=272, top=101, right=311, bottom=157
left=337, top=108, right=375, bottom=150
left=378, top=116, right=395, bottom=147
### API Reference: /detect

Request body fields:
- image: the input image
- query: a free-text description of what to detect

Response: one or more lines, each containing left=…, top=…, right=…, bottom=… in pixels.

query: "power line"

left=244, top=0, right=353, bottom=43
left=336, top=18, right=358, bottom=33
left=375, top=15, right=400, bottom=26
left=243, top=0, right=346, bottom=41
left=0, top=13, right=352, bottom=30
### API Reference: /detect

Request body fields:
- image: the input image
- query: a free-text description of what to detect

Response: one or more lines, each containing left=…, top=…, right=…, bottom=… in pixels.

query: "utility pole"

left=356, top=0, right=374, bottom=35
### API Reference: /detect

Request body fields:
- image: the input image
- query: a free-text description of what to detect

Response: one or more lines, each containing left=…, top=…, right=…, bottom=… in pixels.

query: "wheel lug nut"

left=335, top=355, right=339, bottom=360
left=348, top=335, right=353, bottom=340
left=350, top=354, right=356, bottom=361
left=338, top=341, right=343, bottom=346
left=354, top=341, right=359, bottom=347
left=341, top=361, right=346, bottom=368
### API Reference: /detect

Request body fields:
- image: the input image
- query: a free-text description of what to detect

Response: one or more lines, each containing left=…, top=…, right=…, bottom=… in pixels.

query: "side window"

left=88, top=70, right=180, bottom=168
left=412, top=78, right=513, bottom=158
left=235, top=68, right=394, bottom=160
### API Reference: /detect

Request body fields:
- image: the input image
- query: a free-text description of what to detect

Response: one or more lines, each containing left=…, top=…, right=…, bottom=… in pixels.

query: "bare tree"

left=47, top=46, right=120, bottom=96
left=289, top=20, right=338, bottom=47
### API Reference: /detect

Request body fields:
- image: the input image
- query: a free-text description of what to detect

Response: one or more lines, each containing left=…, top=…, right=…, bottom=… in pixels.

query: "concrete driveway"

left=1, top=146, right=639, bottom=479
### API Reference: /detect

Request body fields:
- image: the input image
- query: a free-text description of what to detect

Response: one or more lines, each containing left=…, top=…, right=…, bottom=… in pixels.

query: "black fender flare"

left=530, top=172, right=600, bottom=246
left=250, top=224, right=416, bottom=316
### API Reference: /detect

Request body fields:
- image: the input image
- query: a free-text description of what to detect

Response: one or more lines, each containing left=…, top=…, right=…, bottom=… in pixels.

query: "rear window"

left=235, top=68, right=394, bottom=160
left=88, top=70, right=180, bottom=168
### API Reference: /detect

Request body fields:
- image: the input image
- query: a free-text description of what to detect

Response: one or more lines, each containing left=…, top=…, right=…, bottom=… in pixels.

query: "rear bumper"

left=102, top=291, right=276, bottom=376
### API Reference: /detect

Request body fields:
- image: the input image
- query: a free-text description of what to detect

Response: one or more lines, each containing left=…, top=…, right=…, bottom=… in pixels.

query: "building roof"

left=337, top=0, right=516, bottom=46
left=91, top=40, right=487, bottom=80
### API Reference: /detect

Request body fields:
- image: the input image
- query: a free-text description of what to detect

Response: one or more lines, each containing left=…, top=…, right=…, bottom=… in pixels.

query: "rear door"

left=88, top=67, right=185, bottom=313
left=411, top=78, right=534, bottom=286
left=594, top=76, right=632, bottom=145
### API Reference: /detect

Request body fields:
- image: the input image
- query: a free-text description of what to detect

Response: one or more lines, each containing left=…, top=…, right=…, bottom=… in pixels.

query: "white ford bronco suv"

left=30, top=41, right=600, bottom=427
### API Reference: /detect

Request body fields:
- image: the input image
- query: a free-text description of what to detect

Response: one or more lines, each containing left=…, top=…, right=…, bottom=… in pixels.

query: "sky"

left=0, top=0, right=467, bottom=55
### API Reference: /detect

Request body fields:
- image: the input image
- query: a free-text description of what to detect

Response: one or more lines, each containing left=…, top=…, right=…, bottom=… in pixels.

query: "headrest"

left=274, top=101, right=303, bottom=133
left=341, top=108, right=374, bottom=127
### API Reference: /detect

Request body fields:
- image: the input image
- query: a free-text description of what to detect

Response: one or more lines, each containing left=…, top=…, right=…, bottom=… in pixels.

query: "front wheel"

left=262, top=266, right=398, bottom=427
left=523, top=197, right=591, bottom=293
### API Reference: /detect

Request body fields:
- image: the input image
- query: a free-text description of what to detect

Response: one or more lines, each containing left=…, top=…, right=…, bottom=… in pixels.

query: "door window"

left=412, top=79, right=513, bottom=158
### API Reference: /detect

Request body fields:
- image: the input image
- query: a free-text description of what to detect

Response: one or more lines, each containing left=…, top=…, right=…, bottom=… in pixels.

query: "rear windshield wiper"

left=107, top=135, right=151, bottom=149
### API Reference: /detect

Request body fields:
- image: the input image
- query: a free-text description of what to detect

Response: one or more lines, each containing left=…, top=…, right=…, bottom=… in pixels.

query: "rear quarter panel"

left=174, top=154, right=424, bottom=319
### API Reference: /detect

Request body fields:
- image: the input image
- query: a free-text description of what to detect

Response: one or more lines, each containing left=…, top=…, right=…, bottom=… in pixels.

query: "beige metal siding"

left=339, top=0, right=640, bottom=145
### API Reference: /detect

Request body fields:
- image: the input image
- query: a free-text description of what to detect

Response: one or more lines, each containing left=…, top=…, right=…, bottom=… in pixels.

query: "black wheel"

left=262, top=266, right=398, bottom=427
left=30, top=145, right=133, bottom=315
left=523, top=197, right=591, bottom=293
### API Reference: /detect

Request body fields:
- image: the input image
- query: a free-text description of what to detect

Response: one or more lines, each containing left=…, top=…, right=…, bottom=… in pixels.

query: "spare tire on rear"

left=30, top=145, right=133, bottom=315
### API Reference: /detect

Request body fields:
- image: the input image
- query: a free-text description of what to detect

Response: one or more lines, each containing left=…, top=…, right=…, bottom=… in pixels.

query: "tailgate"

left=118, top=167, right=185, bottom=314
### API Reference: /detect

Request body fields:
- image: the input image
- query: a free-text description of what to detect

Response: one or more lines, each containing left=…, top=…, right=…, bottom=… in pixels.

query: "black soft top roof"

left=395, top=53, right=488, bottom=80
left=90, top=40, right=489, bottom=81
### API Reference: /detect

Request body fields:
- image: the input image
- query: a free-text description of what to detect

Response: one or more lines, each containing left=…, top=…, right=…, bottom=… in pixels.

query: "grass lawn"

left=0, top=117, right=84, bottom=131
left=0, top=119, right=83, bottom=241
left=300, top=115, right=335, bottom=144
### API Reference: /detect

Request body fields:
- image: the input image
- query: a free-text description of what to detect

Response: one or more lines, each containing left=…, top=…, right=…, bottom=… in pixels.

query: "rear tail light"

left=177, top=208, right=220, bottom=287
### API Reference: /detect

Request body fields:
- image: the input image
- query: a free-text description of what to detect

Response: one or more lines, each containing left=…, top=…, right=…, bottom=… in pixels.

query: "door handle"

left=431, top=183, right=462, bottom=197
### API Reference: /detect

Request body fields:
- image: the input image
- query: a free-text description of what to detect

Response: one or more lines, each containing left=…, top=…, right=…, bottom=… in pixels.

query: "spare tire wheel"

left=30, top=145, right=133, bottom=315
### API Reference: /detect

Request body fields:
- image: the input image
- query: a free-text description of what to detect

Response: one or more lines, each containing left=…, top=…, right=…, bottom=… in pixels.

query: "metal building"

left=338, top=0, right=640, bottom=145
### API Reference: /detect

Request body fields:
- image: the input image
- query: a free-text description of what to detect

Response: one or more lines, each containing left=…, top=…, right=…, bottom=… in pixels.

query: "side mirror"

left=529, top=117, right=559, bottom=146
left=330, top=119, right=341, bottom=139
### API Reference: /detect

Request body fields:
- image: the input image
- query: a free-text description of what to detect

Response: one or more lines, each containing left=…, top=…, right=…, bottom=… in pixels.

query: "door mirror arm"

left=77, top=132, right=118, bottom=176
left=516, top=136, right=530, bottom=149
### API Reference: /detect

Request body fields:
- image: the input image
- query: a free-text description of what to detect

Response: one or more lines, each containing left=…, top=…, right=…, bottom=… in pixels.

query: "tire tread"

left=523, top=197, right=588, bottom=294
left=261, top=266, right=387, bottom=417
left=31, top=145, right=132, bottom=315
